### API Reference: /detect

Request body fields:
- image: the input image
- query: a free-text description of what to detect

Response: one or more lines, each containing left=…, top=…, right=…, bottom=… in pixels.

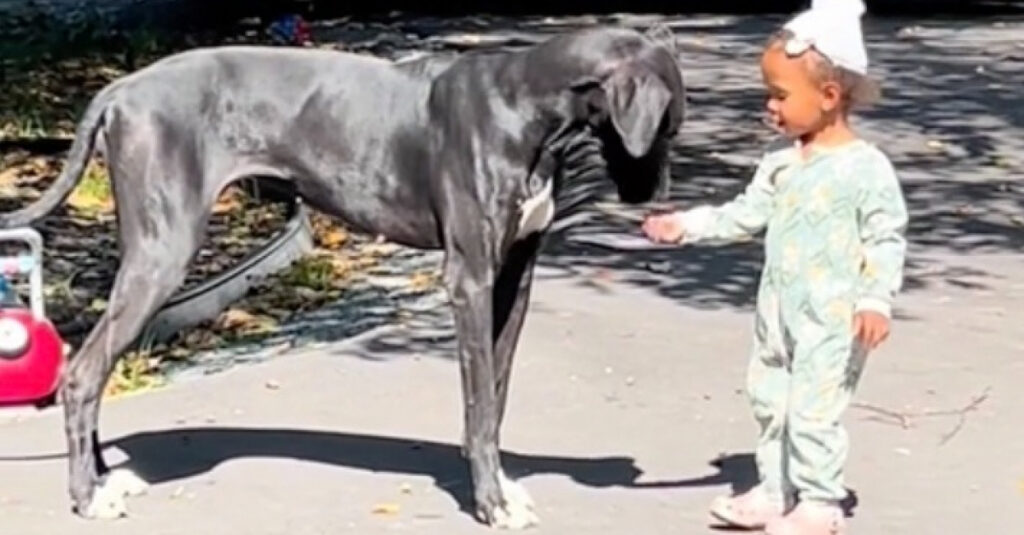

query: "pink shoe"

left=708, top=486, right=784, bottom=530
left=763, top=501, right=845, bottom=535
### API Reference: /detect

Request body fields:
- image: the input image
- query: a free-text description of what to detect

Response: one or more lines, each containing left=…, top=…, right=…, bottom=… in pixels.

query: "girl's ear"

left=820, top=79, right=844, bottom=113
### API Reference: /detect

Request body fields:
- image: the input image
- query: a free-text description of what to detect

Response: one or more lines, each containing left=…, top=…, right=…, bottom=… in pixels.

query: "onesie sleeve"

left=676, top=149, right=787, bottom=244
left=853, top=149, right=910, bottom=318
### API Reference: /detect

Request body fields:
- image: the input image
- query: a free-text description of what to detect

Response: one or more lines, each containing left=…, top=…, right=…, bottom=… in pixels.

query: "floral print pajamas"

left=680, top=139, right=909, bottom=506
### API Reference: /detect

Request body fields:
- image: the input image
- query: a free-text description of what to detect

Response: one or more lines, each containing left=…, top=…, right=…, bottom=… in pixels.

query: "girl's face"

left=760, top=45, right=842, bottom=140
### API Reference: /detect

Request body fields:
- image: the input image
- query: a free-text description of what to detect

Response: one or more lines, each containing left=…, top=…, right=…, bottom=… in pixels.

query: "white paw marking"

left=82, top=469, right=149, bottom=520
left=84, top=484, right=128, bottom=520
left=490, top=471, right=539, bottom=530
left=106, top=469, right=149, bottom=497
left=516, top=179, right=555, bottom=240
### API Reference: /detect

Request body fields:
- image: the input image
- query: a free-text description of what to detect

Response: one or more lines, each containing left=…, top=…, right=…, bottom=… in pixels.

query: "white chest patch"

left=516, top=179, right=555, bottom=240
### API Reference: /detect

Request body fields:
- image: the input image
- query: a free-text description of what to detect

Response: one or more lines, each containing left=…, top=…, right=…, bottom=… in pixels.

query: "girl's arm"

left=676, top=154, right=784, bottom=244
left=854, top=152, right=910, bottom=318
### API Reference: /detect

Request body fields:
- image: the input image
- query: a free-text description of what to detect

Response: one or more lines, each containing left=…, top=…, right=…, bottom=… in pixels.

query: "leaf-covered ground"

left=0, top=146, right=421, bottom=396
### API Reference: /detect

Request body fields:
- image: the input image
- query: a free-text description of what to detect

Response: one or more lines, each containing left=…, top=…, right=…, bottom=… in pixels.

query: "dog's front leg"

left=493, top=234, right=541, bottom=437
left=444, top=244, right=539, bottom=530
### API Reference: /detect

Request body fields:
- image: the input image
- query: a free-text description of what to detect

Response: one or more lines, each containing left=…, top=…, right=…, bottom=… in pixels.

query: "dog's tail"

left=0, top=82, right=118, bottom=229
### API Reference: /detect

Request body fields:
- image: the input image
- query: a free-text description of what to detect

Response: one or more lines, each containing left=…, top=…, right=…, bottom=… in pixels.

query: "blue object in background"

left=0, top=275, right=11, bottom=306
left=267, top=14, right=312, bottom=46
left=0, top=274, right=24, bottom=307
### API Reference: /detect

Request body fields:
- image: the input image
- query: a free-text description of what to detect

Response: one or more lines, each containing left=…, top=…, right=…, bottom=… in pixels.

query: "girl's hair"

left=766, top=29, right=881, bottom=112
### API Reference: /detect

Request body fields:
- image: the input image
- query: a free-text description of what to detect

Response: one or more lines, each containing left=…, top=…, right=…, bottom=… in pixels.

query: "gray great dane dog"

left=0, top=25, right=685, bottom=528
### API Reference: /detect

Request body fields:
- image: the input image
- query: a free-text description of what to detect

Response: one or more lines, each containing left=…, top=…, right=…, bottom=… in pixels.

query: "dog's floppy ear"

left=603, top=64, right=673, bottom=158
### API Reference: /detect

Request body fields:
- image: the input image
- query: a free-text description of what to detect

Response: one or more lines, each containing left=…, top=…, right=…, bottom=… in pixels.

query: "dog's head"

left=561, top=27, right=686, bottom=204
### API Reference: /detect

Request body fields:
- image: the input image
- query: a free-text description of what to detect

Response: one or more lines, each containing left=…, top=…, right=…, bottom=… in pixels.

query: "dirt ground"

left=2, top=12, right=1024, bottom=535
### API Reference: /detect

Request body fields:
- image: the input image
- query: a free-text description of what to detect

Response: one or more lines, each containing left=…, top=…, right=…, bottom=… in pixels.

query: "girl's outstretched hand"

left=641, top=212, right=687, bottom=244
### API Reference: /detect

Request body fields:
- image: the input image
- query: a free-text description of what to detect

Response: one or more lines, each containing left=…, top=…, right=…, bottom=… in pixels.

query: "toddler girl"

left=642, top=1, right=908, bottom=533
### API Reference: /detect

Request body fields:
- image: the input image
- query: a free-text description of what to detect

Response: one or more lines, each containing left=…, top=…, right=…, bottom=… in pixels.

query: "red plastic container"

left=0, top=308, right=64, bottom=404
left=0, top=228, right=66, bottom=406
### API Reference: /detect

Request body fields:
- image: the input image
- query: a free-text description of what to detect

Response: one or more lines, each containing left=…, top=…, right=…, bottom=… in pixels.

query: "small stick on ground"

left=851, top=386, right=991, bottom=445
left=850, top=402, right=913, bottom=429
left=934, top=387, right=991, bottom=445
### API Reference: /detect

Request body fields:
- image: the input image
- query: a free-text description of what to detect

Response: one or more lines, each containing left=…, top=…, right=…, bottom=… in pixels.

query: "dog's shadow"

left=108, top=430, right=859, bottom=520
left=108, top=427, right=647, bottom=513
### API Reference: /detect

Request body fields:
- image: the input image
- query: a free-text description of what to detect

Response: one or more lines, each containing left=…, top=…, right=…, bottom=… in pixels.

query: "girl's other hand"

left=853, top=310, right=890, bottom=351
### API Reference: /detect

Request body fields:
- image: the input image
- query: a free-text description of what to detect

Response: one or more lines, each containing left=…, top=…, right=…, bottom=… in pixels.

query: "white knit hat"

left=782, top=0, right=869, bottom=75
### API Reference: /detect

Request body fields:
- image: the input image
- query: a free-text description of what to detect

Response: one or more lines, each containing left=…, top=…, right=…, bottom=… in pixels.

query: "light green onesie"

left=678, top=138, right=908, bottom=506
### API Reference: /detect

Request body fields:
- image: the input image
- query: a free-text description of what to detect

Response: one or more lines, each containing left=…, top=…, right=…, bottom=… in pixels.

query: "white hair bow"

left=783, top=0, right=869, bottom=75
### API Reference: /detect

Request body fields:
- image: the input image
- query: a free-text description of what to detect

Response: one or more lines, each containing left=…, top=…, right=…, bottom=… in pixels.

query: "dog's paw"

left=82, top=485, right=129, bottom=520
left=106, top=469, right=150, bottom=497
left=486, top=472, right=539, bottom=530
left=80, top=469, right=148, bottom=520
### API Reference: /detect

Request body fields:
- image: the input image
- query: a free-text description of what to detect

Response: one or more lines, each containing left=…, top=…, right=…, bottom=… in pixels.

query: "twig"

left=850, top=402, right=912, bottom=429
left=936, top=388, right=991, bottom=445
left=851, top=386, right=991, bottom=445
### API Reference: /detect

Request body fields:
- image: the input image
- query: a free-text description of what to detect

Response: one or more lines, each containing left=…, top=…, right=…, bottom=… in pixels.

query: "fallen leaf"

left=217, top=308, right=258, bottom=329
left=319, top=228, right=349, bottom=249
left=408, top=270, right=440, bottom=292
left=372, top=502, right=401, bottom=515
left=211, top=190, right=243, bottom=215
left=215, top=308, right=279, bottom=335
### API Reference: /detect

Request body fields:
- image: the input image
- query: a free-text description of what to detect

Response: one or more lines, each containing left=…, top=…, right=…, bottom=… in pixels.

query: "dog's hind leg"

left=62, top=143, right=211, bottom=520
left=63, top=226, right=205, bottom=519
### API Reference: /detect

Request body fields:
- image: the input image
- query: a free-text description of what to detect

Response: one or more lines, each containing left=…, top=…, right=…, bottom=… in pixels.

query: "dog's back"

left=113, top=45, right=437, bottom=123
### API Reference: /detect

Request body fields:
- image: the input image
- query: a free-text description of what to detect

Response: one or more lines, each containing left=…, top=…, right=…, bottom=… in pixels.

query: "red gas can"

left=0, top=228, right=66, bottom=406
